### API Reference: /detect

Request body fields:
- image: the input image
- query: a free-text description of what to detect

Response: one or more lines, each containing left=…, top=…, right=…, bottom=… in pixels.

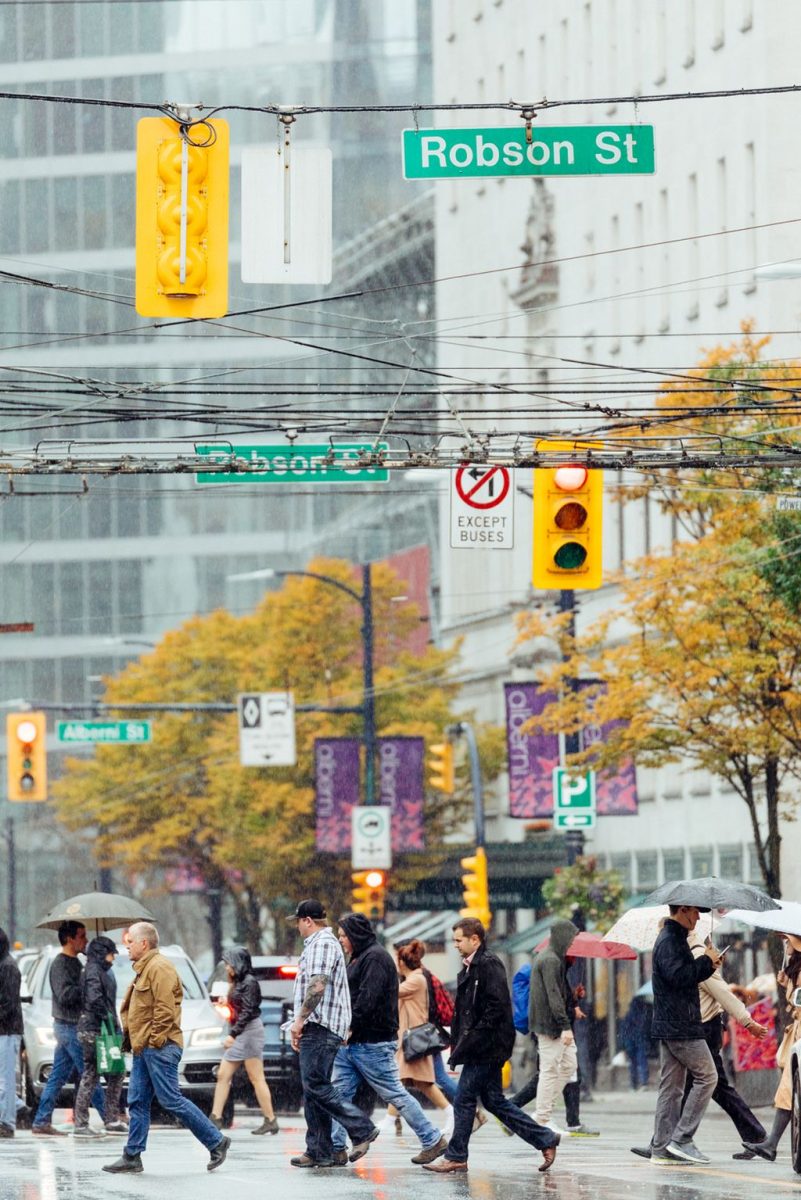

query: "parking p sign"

left=553, top=767, right=596, bottom=830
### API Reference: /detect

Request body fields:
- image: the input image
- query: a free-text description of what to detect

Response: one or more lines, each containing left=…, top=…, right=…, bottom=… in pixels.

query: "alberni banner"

left=314, top=737, right=361, bottom=852
left=378, top=736, right=425, bottom=851
left=504, top=682, right=560, bottom=818
left=579, top=684, right=638, bottom=815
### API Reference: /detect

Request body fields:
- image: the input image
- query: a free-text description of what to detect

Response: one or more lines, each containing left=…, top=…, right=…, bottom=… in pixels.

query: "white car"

left=20, top=943, right=228, bottom=1118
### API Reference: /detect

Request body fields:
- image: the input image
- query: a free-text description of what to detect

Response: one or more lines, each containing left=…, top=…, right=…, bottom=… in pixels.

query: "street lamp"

left=227, top=564, right=377, bottom=805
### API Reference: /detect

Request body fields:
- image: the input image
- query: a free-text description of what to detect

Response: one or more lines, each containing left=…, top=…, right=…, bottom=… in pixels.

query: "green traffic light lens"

left=554, top=501, right=588, bottom=531
left=554, top=541, right=588, bottom=569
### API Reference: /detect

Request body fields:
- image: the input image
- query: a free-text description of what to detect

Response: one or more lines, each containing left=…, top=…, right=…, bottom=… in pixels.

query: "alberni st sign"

left=57, top=721, right=151, bottom=744
left=195, top=443, right=389, bottom=484
left=402, top=125, right=655, bottom=179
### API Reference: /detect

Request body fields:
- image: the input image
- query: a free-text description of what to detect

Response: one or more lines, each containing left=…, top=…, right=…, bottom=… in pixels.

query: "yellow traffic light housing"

left=6, top=711, right=47, bottom=801
left=351, top=870, right=387, bottom=921
left=533, top=442, right=603, bottom=590
left=135, top=116, right=229, bottom=318
left=460, top=846, right=491, bottom=928
left=428, top=741, right=455, bottom=794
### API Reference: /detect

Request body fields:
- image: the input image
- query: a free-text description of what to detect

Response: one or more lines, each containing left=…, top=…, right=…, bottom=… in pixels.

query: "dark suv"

left=209, top=956, right=302, bottom=1112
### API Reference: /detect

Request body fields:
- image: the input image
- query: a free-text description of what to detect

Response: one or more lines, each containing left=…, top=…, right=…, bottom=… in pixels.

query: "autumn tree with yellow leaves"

left=519, top=329, right=801, bottom=899
left=54, top=558, right=501, bottom=949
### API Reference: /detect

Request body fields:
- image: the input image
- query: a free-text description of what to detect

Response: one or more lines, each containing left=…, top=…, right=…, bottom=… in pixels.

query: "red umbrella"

left=534, top=930, right=636, bottom=960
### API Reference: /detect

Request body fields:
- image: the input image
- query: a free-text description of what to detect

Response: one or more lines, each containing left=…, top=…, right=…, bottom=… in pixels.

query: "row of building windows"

left=2, top=559, right=144, bottom=639
left=607, top=843, right=760, bottom=892
left=0, top=4, right=165, bottom=65
left=0, top=654, right=127, bottom=708
left=0, top=477, right=162, bottom=543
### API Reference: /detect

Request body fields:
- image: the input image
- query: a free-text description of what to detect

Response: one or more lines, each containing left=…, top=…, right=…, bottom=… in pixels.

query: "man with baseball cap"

left=287, top=899, right=379, bottom=1168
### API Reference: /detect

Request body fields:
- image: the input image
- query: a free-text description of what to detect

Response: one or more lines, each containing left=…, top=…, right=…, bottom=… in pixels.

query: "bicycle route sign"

left=450, top=465, right=514, bottom=549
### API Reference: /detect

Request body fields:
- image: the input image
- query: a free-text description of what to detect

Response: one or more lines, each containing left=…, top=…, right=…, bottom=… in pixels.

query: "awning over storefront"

left=383, top=910, right=461, bottom=948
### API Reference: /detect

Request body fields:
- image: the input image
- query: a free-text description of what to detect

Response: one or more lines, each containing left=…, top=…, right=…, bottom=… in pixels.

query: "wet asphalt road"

left=3, top=1093, right=801, bottom=1200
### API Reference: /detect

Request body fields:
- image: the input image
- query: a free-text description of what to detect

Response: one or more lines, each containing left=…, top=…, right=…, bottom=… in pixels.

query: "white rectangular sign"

left=450, top=465, right=514, bottom=549
left=241, top=144, right=332, bottom=284
left=238, top=692, right=296, bottom=767
left=351, top=806, right=392, bottom=870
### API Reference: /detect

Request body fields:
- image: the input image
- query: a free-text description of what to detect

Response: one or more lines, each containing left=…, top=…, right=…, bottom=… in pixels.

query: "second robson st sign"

left=195, top=443, right=389, bottom=484
left=403, top=125, right=655, bottom=179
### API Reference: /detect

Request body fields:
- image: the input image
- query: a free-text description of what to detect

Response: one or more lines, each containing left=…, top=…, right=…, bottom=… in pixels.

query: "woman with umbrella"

left=742, top=931, right=801, bottom=1161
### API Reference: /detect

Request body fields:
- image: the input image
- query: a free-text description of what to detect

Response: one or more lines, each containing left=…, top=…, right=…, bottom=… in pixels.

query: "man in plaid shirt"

left=288, top=899, right=379, bottom=1168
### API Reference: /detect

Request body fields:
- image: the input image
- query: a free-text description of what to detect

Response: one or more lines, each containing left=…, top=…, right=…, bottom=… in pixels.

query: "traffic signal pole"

left=361, top=563, right=377, bottom=807
left=449, top=721, right=485, bottom=848
left=559, top=588, right=585, bottom=866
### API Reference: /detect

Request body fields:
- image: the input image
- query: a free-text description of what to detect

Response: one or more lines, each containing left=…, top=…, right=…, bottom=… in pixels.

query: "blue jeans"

left=125, top=1041, right=222, bottom=1158
left=33, top=1021, right=105, bottom=1127
left=0, top=1034, right=24, bottom=1129
left=433, top=1051, right=458, bottom=1103
left=330, top=1041, right=441, bottom=1151
left=446, top=1060, right=556, bottom=1163
left=298, top=1023, right=376, bottom=1162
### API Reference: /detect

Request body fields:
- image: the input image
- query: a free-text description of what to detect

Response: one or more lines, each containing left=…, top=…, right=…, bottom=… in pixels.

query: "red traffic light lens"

left=364, top=870, right=385, bottom=889
left=553, top=465, right=588, bottom=492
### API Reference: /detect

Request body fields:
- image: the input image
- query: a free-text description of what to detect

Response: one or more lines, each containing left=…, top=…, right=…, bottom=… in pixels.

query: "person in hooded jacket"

left=210, top=946, right=278, bottom=1135
left=0, top=925, right=25, bottom=1137
left=529, top=918, right=580, bottom=1132
left=329, top=915, right=448, bottom=1166
left=74, top=935, right=127, bottom=1136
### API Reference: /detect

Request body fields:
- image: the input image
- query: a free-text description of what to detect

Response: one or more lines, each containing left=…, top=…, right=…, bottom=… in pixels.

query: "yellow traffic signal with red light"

left=135, top=116, right=229, bottom=318
left=428, top=741, right=455, bottom=794
left=6, top=711, right=47, bottom=801
left=533, top=442, right=603, bottom=590
left=460, top=846, right=491, bottom=928
left=351, top=869, right=387, bottom=921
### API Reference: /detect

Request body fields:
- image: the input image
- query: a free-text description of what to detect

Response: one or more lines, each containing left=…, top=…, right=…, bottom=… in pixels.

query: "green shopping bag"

left=96, top=1017, right=126, bottom=1076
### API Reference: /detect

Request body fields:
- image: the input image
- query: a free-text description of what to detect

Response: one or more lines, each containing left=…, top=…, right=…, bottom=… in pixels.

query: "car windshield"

left=39, top=953, right=204, bottom=1001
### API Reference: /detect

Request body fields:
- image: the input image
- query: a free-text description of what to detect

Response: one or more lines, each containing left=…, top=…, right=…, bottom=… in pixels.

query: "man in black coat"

left=0, top=925, right=25, bottom=1136
left=648, top=905, right=722, bottom=1165
left=422, top=917, right=558, bottom=1175
left=330, top=913, right=447, bottom=1165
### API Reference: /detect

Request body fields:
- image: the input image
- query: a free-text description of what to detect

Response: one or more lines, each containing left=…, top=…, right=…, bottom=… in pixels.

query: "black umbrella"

left=642, top=877, right=779, bottom=912
left=36, top=891, right=157, bottom=935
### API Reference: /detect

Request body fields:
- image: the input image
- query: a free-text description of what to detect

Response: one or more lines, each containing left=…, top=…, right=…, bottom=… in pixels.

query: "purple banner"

left=504, top=682, right=560, bottom=817
left=315, top=738, right=361, bottom=852
left=378, top=737, right=425, bottom=851
left=579, top=686, right=638, bottom=815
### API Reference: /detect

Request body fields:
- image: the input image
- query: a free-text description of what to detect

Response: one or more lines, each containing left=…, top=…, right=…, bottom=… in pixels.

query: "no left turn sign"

left=451, top=465, right=515, bottom=549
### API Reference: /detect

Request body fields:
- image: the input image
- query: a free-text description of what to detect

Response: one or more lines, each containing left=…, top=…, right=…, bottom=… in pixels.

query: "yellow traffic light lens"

left=554, top=542, right=588, bottom=569
left=554, top=501, right=588, bottom=531
left=364, top=870, right=384, bottom=888
left=16, top=721, right=37, bottom=743
left=553, top=465, right=588, bottom=492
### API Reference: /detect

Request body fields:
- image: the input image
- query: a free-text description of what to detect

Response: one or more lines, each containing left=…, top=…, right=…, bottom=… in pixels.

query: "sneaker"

left=32, top=1124, right=67, bottom=1137
left=73, top=1126, right=105, bottom=1138
left=651, top=1153, right=677, bottom=1165
left=631, top=1145, right=652, bottom=1159
left=104, top=1121, right=128, bottom=1135
left=251, top=1117, right=279, bottom=1136
left=208, top=1135, right=231, bottom=1172
left=666, top=1140, right=710, bottom=1164
left=102, top=1153, right=143, bottom=1174
left=534, top=1118, right=564, bottom=1136
left=567, top=1123, right=600, bottom=1137
left=348, top=1126, right=380, bottom=1163
left=411, top=1136, right=448, bottom=1165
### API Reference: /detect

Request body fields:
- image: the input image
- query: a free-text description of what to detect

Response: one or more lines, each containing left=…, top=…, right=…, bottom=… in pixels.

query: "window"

left=636, top=852, right=658, bottom=890
left=690, top=847, right=714, bottom=877
left=719, top=846, right=744, bottom=880
left=0, top=7, right=18, bottom=62
left=609, top=852, right=632, bottom=889
left=687, top=172, right=699, bottom=318
left=747, top=845, right=763, bottom=885
left=22, top=4, right=45, bottom=60
left=0, top=180, right=20, bottom=254
left=79, top=79, right=107, bottom=153
left=78, top=4, right=106, bottom=55
left=54, top=177, right=79, bottom=248
left=23, top=179, right=50, bottom=253
left=716, top=157, right=728, bottom=306
left=662, top=850, right=685, bottom=881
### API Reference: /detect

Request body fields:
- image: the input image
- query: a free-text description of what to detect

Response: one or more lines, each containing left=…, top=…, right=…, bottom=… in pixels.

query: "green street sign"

left=402, top=125, right=655, bottom=179
left=57, top=721, right=152, bottom=745
left=553, top=767, right=597, bottom=830
left=195, top=443, right=389, bottom=485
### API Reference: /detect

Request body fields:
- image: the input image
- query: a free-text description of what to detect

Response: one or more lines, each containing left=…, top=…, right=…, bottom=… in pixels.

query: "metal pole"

left=7, top=813, right=16, bottom=943
left=457, top=722, right=485, bottom=848
left=362, top=563, right=377, bottom=806
left=559, top=588, right=585, bottom=866
left=207, top=887, right=223, bottom=966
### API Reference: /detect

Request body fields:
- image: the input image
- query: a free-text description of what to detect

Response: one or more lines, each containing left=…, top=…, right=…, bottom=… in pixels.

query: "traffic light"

left=351, top=870, right=387, bottom=921
left=6, top=711, right=47, bottom=801
left=460, top=846, right=491, bottom=928
left=533, top=442, right=603, bottom=590
left=428, top=741, right=455, bottom=794
left=135, top=116, right=229, bottom=318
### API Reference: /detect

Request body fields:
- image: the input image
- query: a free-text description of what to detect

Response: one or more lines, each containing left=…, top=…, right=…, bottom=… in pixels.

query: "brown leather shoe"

left=422, top=1159, right=468, bottom=1173
left=539, top=1141, right=559, bottom=1173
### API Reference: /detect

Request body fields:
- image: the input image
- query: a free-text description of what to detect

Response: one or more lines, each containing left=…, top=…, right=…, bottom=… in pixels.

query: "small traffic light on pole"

left=351, top=870, right=387, bottom=921
left=135, top=116, right=229, bottom=318
left=6, top=712, right=47, bottom=801
left=460, top=846, right=491, bottom=929
left=428, top=741, right=455, bottom=794
left=533, top=442, right=603, bottom=590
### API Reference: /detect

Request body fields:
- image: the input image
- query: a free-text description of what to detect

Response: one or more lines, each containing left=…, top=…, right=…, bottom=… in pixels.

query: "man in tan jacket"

left=102, top=922, right=230, bottom=1176
left=684, top=932, right=768, bottom=1158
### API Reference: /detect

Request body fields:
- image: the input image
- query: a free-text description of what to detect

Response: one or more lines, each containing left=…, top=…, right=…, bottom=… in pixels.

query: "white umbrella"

left=725, top=899, right=801, bottom=938
left=604, top=904, right=713, bottom=951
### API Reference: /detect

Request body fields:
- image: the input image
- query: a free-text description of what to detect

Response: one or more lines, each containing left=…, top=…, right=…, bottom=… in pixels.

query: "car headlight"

left=35, top=1026, right=58, bottom=1048
left=189, top=1027, right=224, bottom=1048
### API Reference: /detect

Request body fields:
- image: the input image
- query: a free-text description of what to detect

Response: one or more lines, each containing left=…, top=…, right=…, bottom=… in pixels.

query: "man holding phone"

left=646, top=904, right=722, bottom=1165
